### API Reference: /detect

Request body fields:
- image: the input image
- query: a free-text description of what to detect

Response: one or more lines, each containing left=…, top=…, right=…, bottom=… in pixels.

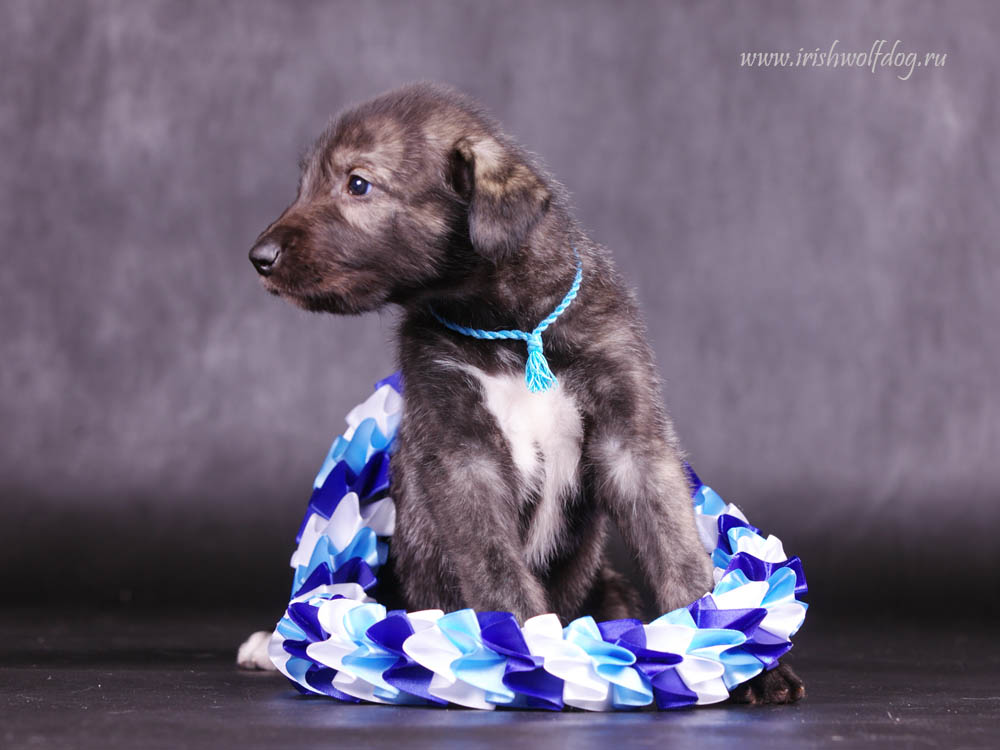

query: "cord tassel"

left=524, top=334, right=557, bottom=392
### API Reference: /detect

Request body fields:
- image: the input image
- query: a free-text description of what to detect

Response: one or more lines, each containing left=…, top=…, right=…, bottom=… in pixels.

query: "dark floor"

left=2, top=609, right=998, bottom=750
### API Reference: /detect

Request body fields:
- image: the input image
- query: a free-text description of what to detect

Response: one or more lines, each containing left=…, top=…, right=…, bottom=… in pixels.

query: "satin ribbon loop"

left=267, top=374, right=808, bottom=709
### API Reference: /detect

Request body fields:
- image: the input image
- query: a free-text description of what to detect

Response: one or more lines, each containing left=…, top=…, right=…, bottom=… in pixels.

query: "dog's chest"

left=467, top=367, right=584, bottom=569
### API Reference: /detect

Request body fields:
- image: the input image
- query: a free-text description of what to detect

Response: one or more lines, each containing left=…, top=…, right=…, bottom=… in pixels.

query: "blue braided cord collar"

left=430, top=252, right=583, bottom=393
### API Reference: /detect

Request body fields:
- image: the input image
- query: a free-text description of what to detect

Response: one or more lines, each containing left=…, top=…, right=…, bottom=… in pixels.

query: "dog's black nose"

left=249, top=241, right=281, bottom=276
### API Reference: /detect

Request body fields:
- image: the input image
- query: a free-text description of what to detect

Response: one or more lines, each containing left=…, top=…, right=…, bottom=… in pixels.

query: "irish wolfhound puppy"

left=244, top=83, right=803, bottom=704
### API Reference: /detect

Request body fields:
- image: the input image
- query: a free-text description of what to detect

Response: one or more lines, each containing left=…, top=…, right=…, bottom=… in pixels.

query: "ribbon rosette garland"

left=268, top=374, right=808, bottom=710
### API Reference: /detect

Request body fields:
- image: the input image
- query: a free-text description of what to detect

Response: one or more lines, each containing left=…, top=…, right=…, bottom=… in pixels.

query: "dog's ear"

left=448, top=135, right=551, bottom=262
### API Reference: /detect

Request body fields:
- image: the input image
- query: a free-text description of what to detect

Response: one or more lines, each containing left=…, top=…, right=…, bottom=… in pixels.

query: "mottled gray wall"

left=2, top=0, right=997, bottom=615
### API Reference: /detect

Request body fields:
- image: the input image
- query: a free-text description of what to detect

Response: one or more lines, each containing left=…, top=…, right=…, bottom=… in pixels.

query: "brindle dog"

left=242, top=83, right=803, bottom=705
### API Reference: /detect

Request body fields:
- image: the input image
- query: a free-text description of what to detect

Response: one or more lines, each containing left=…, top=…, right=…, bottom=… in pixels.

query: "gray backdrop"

left=2, top=0, right=997, bottom=616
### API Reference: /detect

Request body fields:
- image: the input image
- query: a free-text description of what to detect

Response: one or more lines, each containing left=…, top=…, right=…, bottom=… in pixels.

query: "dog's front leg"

left=579, top=367, right=805, bottom=704
left=392, top=372, right=550, bottom=623
left=577, top=353, right=715, bottom=613
left=586, top=423, right=714, bottom=612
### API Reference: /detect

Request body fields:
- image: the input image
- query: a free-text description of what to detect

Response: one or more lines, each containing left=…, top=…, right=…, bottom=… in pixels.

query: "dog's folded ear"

left=449, top=135, right=551, bottom=262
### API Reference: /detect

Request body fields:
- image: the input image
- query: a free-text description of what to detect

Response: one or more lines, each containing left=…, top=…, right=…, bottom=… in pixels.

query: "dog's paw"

left=236, top=630, right=278, bottom=671
left=729, top=663, right=805, bottom=705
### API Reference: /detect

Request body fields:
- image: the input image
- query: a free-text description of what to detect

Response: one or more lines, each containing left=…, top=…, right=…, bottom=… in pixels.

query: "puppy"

left=242, top=83, right=803, bottom=704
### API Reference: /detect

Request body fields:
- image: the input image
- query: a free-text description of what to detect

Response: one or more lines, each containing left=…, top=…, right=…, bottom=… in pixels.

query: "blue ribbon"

left=268, top=374, right=809, bottom=709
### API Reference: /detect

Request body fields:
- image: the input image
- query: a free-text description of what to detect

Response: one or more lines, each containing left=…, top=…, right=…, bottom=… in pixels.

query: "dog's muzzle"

left=249, top=241, right=281, bottom=276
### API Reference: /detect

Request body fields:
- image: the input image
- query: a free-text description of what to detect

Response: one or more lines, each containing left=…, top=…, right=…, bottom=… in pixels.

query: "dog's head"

left=249, top=83, right=552, bottom=314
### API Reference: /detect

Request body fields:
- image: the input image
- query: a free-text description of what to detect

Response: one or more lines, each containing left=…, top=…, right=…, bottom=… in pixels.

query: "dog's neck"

left=417, top=243, right=582, bottom=334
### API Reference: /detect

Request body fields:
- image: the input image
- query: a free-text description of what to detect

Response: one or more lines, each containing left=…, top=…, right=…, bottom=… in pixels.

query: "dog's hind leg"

left=729, top=663, right=806, bottom=705
left=236, top=630, right=277, bottom=671
left=586, top=563, right=644, bottom=622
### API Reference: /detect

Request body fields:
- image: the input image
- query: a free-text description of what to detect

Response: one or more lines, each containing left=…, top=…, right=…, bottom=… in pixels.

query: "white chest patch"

left=464, top=366, right=584, bottom=569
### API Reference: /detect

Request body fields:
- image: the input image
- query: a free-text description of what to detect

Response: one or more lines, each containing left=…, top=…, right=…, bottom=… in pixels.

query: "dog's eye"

left=347, top=175, right=372, bottom=196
